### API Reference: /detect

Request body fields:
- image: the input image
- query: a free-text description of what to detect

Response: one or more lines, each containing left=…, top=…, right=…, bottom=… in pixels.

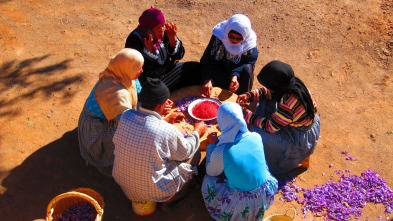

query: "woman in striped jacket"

left=237, top=60, right=321, bottom=175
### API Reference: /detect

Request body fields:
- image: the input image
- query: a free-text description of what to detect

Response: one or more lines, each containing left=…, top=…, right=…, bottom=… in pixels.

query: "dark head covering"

left=136, top=8, right=166, bottom=50
left=257, top=60, right=315, bottom=119
left=138, top=77, right=170, bottom=107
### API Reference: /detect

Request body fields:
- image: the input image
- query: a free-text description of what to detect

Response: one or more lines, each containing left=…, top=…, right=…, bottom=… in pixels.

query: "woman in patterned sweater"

left=237, top=60, right=321, bottom=175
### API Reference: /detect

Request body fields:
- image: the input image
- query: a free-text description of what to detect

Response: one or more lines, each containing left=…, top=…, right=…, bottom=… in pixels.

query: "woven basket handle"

left=284, top=208, right=297, bottom=219
left=46, top=191, right=103, bottom=221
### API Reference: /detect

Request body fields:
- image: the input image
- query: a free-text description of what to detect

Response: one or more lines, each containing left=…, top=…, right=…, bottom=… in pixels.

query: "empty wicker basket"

left=46, top=188, right=104, bottom=221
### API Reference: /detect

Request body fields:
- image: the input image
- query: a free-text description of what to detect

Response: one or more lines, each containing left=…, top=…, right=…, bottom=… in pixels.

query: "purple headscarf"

left=137, top=8, right=166, bottom=50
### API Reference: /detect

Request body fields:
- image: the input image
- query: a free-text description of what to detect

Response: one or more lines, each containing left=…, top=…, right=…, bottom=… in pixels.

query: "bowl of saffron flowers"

left=188, top=98, right=222, bottom=121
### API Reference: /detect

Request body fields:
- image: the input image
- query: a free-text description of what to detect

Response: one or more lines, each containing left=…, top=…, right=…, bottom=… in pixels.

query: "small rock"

left=382, top=48, right=391, bottom=56
left=387, top=39, right=393, bottom=48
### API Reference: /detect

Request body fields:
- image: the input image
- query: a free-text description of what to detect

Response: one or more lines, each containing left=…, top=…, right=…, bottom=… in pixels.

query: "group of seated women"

left=77, top=7, right=320, bottom=221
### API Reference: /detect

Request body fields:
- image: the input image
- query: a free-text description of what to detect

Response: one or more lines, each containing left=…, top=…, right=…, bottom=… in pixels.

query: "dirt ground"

left=0, top=0, right=392, bottom=220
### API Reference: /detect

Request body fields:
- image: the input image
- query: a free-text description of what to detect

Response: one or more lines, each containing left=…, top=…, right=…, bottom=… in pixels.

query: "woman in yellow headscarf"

left=78, top=48, right=144, bottom=176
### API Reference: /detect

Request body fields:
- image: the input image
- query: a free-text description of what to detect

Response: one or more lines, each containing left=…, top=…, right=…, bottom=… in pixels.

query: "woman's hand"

left=236, top=93, right=250, bottom=104
left=201, top=80, right=213, bottom=98
left=143, top=32, right=154, bottom=52
left=165, top=22, right=177, bottom=45
left=207, top=132, right=218, bottom=144
left=229, top=76, right=239, bottom=92
left=194, top=121, right=207, bottom=137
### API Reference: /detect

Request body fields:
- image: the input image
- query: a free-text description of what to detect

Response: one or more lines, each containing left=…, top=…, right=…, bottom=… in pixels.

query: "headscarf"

left=138, top=77, right=170, bottom=106
left=136, top=8, right=166, bottom=51
left=212, top=14, right=257, bottom=62
left=94, top=48, right=144, bottom=120
left=217, top=102, right=249, bottom=146
left=257, top=60, right=315, bottom=119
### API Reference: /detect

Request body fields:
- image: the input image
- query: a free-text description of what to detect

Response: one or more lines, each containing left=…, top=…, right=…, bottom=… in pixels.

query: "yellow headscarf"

left=94, top=48, right=144, bottom=120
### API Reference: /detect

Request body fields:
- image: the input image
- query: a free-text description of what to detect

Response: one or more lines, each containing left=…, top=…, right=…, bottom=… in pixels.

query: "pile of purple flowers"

left=174, top=94, right=218, bottom=125
left=278, top=170, right=393, bottom=220
left=278, top=176, right=302, bottom=202
left=60, top=202, right=97, bottom=221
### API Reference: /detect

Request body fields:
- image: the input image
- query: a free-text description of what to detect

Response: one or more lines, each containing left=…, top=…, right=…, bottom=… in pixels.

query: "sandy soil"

left=0, top=0, right=392, bottom=220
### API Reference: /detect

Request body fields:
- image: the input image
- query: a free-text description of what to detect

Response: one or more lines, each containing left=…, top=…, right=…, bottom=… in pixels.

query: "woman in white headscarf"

left=201, top=102, right=277, bottom=221
left=200, top=14, right=258, bottom=97
left=78, top=48, right=144, bottom=176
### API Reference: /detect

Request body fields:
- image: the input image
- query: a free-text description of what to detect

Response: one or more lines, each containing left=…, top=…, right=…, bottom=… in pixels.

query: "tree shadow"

left=0, top=55, right=83, bottom=119
left=0, top=128, right=210, bottom=221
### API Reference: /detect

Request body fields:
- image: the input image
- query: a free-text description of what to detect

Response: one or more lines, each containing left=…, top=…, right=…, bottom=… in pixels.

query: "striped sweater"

left=244, top=87, right=317, bottom=133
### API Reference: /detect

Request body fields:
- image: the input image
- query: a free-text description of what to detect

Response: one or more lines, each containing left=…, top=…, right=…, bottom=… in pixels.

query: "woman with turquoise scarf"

left=201, top=102, right=278, bottom=221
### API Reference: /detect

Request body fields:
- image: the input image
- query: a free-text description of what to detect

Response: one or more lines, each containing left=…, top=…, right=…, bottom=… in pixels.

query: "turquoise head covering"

left=216, top=102, right=269, bottom=191
left=217, top=102, right=249, bottom=146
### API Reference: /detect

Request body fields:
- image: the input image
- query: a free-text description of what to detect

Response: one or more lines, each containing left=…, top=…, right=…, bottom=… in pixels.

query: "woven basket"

left=263, top=208, right=296, bottom=221
left=46, top=188, right=105, bottom=221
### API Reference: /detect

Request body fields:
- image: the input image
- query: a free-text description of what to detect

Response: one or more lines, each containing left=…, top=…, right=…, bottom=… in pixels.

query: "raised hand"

left=143, top=32, right=154, bottom=52
left=165, top=22, right=177, bottom=45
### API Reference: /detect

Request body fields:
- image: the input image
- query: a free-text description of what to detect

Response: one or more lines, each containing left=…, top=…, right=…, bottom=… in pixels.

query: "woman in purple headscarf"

left=125, top=8, right=202, bottom=92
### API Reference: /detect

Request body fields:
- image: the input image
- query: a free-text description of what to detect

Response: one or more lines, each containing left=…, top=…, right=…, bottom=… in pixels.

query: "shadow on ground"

left=0, top=128, right=210, bottom=221
left=0, top=55, right=83, bottom=119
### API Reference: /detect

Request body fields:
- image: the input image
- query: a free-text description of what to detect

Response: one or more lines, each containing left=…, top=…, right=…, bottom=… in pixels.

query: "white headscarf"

left=216, top=102, right=250, bottom=146
left=94, top=48, right=144, bottom=120
left=212, top=14, right=257, bottom=59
